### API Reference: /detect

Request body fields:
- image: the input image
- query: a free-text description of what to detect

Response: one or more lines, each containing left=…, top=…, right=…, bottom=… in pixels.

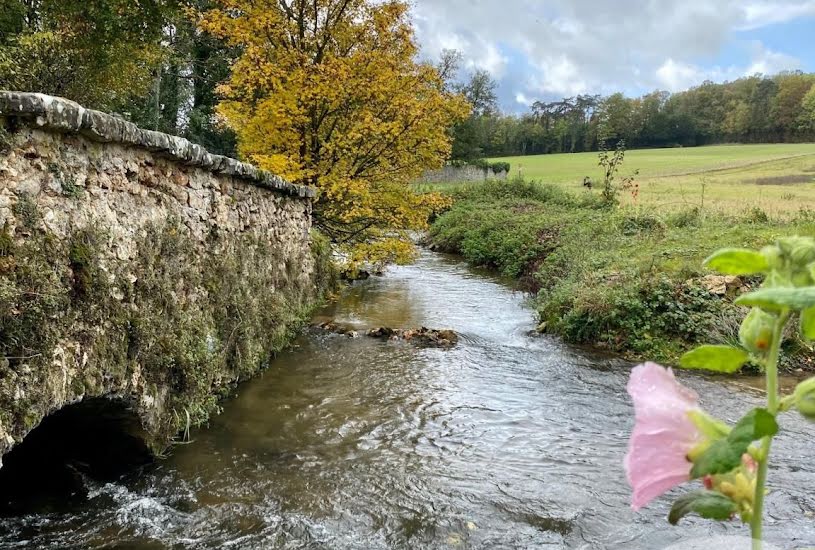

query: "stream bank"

left=427, top=178, right=815, bottom=370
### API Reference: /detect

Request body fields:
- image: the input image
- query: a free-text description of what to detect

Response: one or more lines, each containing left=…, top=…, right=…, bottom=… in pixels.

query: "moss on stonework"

left=0, top=214, right=332, bottom=456
left=69, top=229, right=105, bottom=301
left=0, top=223, right=13, bottom=257
left=12, top=193, right=40, bottom=229
left=0, top=121, right=11, bottom=153
left=310, top=230, right=339, bottom=297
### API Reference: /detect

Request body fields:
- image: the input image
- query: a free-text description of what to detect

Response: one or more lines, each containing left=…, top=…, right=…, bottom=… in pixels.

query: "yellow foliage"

left=201, top=0, right=469, bottom=261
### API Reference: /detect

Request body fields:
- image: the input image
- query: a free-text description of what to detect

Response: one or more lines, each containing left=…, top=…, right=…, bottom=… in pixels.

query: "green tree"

left=799, top=84, right=815, bottom=132
left=772, top=71, right=815, bottom=135
left=0, top=0, right=170, bottom=110
left=749, top=77, right=779, bottom=140
left=451, top=69, right=499, bottom=160
left=598, top=93, right=635, bottom=142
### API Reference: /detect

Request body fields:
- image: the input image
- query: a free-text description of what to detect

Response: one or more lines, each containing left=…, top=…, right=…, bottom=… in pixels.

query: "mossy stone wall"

left=0, top=113, right=326, bottom=465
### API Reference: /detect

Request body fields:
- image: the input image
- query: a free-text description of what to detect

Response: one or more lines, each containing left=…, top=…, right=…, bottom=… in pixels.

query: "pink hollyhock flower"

left=625, top=362, right=705, bottom=510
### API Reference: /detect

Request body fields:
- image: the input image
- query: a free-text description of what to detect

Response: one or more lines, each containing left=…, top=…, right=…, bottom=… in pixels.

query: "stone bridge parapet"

left=0, top=91, right=324, bottom=473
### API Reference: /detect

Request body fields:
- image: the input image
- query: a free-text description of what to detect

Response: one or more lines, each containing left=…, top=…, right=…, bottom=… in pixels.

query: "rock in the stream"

left=312, top=322, right=458, bottom=348
left=402, top=327, right=459, bottom=348
left=367, top=326, right=459, bottom=348
left=366, top=327, right=397, bottom=338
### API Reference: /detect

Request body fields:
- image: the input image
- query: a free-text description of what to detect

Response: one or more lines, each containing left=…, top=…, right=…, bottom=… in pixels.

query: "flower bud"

left=739, top=307, right=775, bottom=355
left=761, top=245, right=782, bottom=271
left=762, top=269, right=791, bottom=288
left=794, top=377, right=815, bottom=422
left=778, top=236, right=815, bottom=267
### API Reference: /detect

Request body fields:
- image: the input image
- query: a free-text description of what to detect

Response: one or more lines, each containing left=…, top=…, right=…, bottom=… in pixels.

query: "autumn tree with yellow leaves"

left=201, top=0, right=469, bottom=265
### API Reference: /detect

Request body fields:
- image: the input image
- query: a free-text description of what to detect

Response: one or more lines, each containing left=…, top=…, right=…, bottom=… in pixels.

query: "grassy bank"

left=489, top=144, right=815, bottom=217
left=428, top=178, right=815, bottom=370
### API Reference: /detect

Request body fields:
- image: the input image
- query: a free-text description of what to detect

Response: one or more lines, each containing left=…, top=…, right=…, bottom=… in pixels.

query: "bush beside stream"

left=428, top=178, right=815, bottom=370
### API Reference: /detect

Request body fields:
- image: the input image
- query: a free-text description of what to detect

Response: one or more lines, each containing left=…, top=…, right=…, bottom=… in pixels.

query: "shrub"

left=746, top=206, right=770, bottom=224
left=452, top=159, right=511, bottom=175
left=667, top=207, right=702, bottom=228
left=490, top=161, right=510, bottom=174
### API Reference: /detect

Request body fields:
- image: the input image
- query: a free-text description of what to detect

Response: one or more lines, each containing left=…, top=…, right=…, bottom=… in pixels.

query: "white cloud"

left=411, top=0, right=813, bottom=110
left=515, top=92, right=532, bottom=106
left=466, top=42, right=509, bottom=79
left=745, top=42, right=802, bottom=74
left=740, top=1, right=815, bottom=29
left=527, top=57, right=588, bottom=97
left=656, top=59, right=707, bottom=92
left=654, top=44, right=801, bottom=93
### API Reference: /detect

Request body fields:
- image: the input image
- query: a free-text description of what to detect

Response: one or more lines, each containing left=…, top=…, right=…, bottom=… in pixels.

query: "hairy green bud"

left=739, top=307, right=775, bottom=355
left=762, top=269, right=791, bottom=288
left=794, top=377, right=815, bottom=422
left=792, top=270, right=814, bottom=288
left=778, top=236, right=815, bottom=267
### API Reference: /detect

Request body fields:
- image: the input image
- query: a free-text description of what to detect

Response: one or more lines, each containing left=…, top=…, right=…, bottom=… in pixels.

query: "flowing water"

left=2, top=250, right=815, bottom=549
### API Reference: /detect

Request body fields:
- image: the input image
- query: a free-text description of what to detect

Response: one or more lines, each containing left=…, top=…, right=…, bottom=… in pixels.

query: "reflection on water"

left=2, top=251, right=815, bottom=549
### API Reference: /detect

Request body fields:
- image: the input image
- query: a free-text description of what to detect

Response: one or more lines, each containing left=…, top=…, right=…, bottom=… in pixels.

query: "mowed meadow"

left=491, top=143, right=815, bottom=216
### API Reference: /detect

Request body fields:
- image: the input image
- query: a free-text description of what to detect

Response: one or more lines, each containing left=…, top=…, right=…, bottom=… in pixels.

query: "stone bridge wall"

left=418, top=164, right=508, bottom=184
left=0, top=92, right=323, bottom=466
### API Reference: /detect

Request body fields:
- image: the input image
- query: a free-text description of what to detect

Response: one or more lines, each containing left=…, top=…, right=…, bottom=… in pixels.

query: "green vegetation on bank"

left=428, top=178, right=815, bottom=370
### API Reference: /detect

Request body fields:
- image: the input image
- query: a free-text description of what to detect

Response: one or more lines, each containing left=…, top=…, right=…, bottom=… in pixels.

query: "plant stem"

left=751, top=311, right=789, bottom=549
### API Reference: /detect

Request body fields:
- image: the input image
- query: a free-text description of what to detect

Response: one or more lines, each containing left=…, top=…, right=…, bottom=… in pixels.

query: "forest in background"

left=451, top=69, right=815, bottom=160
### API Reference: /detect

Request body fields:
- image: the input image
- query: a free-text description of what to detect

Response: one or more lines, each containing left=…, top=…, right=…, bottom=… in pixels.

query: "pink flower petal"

left=624, top=362, right=705, bottom=510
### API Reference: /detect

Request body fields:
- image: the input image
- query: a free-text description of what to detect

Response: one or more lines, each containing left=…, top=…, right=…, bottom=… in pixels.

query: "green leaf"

left=735, top=287, right=815, bottom=312
left=801, top=307, right=815, bottom=341
left=668, top=490, right=737, bottom=525
left=690, top=408, right=778, bottom=479
left=680, top=345, right=749, bottom=373
left=704, top=248, right=769, bottom=275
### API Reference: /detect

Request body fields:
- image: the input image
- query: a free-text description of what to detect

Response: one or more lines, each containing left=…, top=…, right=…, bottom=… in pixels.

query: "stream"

left=1, top=250, right=815, bottom=549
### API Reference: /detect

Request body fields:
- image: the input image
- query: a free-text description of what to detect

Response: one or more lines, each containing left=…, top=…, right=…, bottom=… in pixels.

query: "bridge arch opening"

left=0, top=396, right=153, bottom=514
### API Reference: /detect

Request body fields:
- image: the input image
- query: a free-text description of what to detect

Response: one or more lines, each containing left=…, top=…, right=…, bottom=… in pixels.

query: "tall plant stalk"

left=751, top=311, right=789, bottom=549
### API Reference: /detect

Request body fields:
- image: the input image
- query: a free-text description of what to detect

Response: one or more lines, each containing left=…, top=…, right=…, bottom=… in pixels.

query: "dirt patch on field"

left=752, top=174, right=814, bottom=185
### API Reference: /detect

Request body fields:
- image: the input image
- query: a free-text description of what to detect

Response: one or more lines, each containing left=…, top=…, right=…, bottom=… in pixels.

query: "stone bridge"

left=0, top=92, right=329, bottom=505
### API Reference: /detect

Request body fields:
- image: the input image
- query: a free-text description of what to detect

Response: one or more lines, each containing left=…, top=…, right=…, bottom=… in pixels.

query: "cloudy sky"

left=411, top=0, right=815, bottom=112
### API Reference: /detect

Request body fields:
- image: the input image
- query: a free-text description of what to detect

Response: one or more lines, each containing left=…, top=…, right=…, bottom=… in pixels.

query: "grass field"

left=489, top=144, right=815, bottom=217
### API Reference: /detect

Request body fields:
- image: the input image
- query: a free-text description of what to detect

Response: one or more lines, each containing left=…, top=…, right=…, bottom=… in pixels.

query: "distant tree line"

left=452, top=70, right=815, bottom=160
